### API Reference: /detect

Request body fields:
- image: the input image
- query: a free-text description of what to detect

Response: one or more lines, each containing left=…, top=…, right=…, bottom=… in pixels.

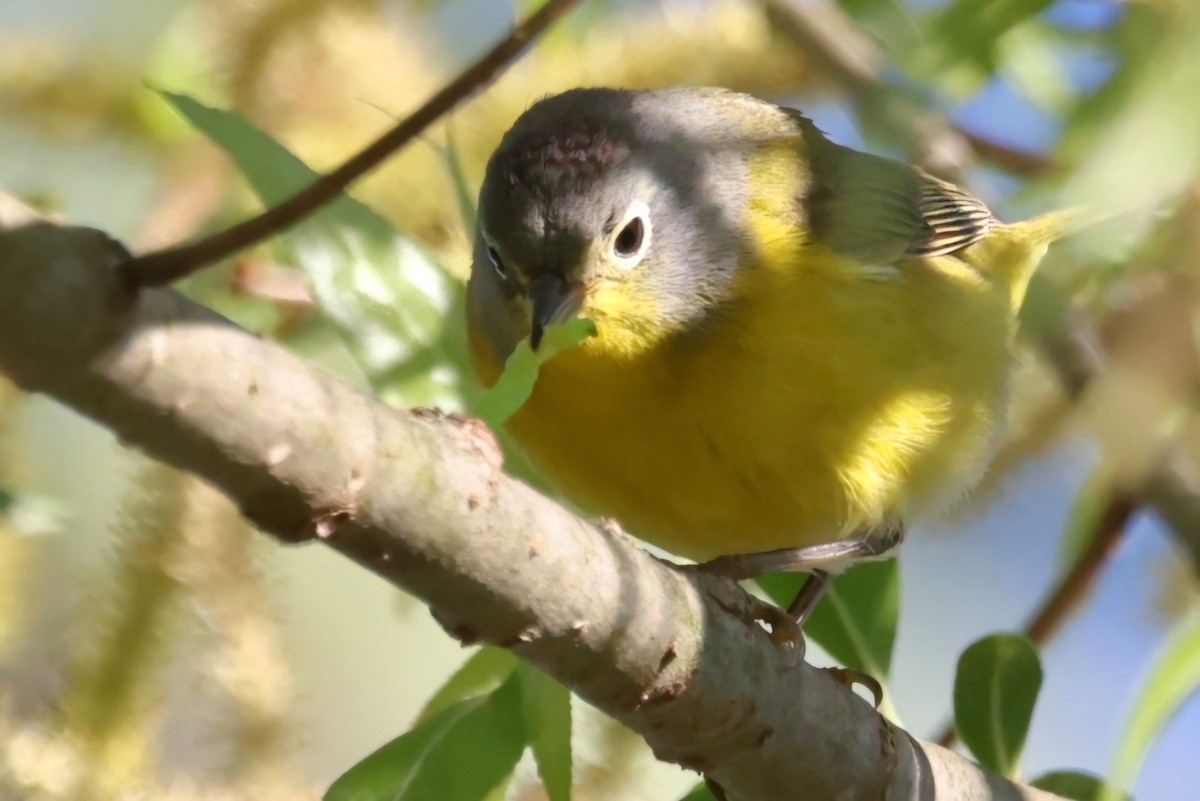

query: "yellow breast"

left=467, top=149, right=1020, bottom=561
left=470, top=247, right=1014, bottom=562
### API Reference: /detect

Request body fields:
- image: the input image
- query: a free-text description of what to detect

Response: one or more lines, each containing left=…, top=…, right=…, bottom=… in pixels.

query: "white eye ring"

left=485, top=242, right=507, bottom=280
left=611, top=200, right=652, bottom=266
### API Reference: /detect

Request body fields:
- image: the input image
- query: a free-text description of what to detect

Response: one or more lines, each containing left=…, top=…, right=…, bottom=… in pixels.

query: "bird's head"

left=468, top=88, right=750, bottom=367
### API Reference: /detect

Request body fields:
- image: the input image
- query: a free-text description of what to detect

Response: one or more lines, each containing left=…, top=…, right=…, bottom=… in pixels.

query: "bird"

left=465, top=86, right=1087, bottom=625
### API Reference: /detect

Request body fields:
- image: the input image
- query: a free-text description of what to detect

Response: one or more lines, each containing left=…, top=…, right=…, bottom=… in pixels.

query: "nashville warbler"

left=466, top=87, right=1087, bottom=624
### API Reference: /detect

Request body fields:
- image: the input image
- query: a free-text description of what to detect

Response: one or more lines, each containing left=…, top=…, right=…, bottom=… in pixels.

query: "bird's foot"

left=822, top=667, right=884, bottom=709
left=692, top=569, right=807, bottom=654
left=757, top=603, right=804, bottom=648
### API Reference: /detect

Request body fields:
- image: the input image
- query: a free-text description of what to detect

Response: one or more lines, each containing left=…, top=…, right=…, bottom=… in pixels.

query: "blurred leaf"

left=156, top=90, right=361, bottom=231
left=157, top=92, right=391, bottom=235
left=1001, top=21, right=1073, bottom=114
left=954, top=633, right=1043, bottom=777
left=916, top=0, right=1054, bottom=93
left=160, top=90, right=463, bottom=407
left=1032, top=770, right=1130, bottom=801
left=835, top=0, right=922, bottom=57
left=676, top=782, right=719, bottom=801
left=1058, top=4, right=1200, bottom=217
left=476, top=318, right=596, bottom=427
left=326, top=673, right=527, bottom=801
left=1106, top=611, right=1200, bottom=801
left=518, top=663, right=572, bottom=801
left=1059, top=464, right=1114, bottom=569
left=416, top=646, right=518, bottom=725
left=758, top=559, right=900, bottom=679
left=441, top=125, right=478, bottom=235
left=0, top=486, right=12, bottom=513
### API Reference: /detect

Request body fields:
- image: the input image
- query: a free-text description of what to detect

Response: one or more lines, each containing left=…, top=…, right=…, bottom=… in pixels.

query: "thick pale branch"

left=0, top=196, right=1059, bottom=801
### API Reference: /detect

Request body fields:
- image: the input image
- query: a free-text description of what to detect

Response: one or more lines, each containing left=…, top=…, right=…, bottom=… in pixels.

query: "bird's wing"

left=906, top=171, right=998, bottom=256
left=786, top=110, right=997, bottom=265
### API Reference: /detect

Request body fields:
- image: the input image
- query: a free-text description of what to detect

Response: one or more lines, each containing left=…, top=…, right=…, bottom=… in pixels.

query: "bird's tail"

left=1007, top=205, right=1098, bottom=244
left=963, top=204, right=1138, bottom=313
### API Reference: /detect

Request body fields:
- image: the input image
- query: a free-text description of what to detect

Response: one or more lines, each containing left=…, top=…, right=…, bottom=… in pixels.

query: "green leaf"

left=1106, top=611, right=1200, bottom=801
left=836, top=0, right=922, bottom=60
left=518, top=663, right=572, bottom=801
left=1031, top=771, right=1131, bottom=801
left=676, top=782, right=719, bottom=801
left=1059, top=464, right=1114, bottom=569
left=916, top=0, right=1055, bottom=92
left=481, top=773, right=514, bottom=801
left=416, top=646, right=518, bottom=725
left=1057, top=5, right=1200, bottom=216
left=325, top=673, right=527, bottom=801
left=1000, top=20, right=1074, bottom=115
left=953, top=633, right=1043, bottom=777
left=158, top=91, right=393, bottom=238
left=325, top=699, right=480, bottom=801
left=159, top=90, right=463, bottom=407
left=475, top=318, right=596, bottom=427
left=757, top=559, right=900, bottom=679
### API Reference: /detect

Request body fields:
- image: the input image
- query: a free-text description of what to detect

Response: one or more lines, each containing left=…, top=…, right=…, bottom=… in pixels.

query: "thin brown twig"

left=1025, top=496, right=1137, bottom=644
left=934, top=494, right=1138, bottom=748
left=957, top=128, right=1062, bottom=177
left=118, top=0, right=579, bottom=289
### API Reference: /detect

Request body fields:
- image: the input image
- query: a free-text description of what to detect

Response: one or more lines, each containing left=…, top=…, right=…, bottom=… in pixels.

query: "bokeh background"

left=1, top=0, right=1198, bottom=799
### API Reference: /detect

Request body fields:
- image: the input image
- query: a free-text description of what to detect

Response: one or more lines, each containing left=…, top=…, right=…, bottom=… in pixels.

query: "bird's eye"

left=613, top=217, right=646, bottom=258
left=486, top=245, right=507, bottom=280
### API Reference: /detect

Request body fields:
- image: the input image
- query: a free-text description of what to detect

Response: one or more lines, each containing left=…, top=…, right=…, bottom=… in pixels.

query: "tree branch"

left=757, top=0, right=1056, bottom=180
left=117, top=0, right=579, bottom=288
left=0, top=197, right=1065, bottom=800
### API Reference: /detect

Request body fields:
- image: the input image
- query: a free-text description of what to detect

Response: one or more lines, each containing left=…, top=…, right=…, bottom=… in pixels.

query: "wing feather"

left=786, top=107, right=997, bottom=263
left=907, top=171, right=996, bottom=257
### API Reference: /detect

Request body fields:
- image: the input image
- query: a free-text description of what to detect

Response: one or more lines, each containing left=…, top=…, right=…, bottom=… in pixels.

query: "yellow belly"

left=478, top=249, right=1015, bottom=562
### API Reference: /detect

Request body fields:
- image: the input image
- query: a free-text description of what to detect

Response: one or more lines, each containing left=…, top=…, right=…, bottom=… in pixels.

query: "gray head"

left=467, top=87, right=788, bottom=362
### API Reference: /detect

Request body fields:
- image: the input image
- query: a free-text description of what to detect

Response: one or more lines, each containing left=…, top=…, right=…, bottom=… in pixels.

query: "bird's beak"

left=529, top=274, right=584, bottom=351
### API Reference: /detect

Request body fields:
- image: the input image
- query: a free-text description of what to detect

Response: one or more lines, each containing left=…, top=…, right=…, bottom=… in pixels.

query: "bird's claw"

left=823, top=667, right=884, bottom=708
left=756, top=603, right=804, bottom=650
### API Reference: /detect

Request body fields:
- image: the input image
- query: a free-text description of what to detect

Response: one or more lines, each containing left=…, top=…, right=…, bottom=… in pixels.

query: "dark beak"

left=529, top=275, right=584, bottom=350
